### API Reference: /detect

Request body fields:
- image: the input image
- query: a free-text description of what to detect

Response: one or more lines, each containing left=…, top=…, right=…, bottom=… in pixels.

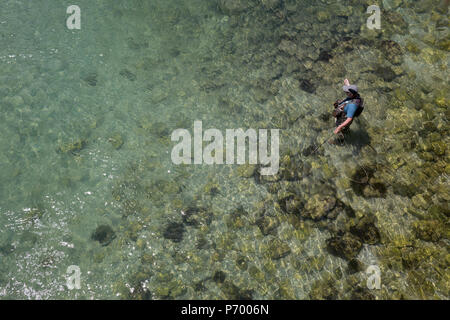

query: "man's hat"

left=343, top=84, right=358, bottom=92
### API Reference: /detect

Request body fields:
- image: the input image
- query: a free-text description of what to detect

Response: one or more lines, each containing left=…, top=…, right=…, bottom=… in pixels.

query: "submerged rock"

left=219, top=281, right=253, bottom=300
left=182, top=206, right=212, bottom=227
left=347, top=258, right=364, bottom=274
left=163, top=222, right=185, bottom=243
left=127, top=37, right=149, bottom=50
left=350, top=166, right=387, bottom=198
left=261, top=0, right=281, bottom=10
left=82, top=72, right=98, bottom=86
left=218, top=0, right=253, bottom=15
left=309, top=278, right=338, bottom=300
left=299, top=79, right=316, bottom=93
left=149, top=121, right=170, bottom=137
left=91, top=225, right=116, bottom=246
left=326, top=233, right=362, bottom=260
left=278, top=195, right=304, bottom=215
left=212, top=270, right=227, bottom=283
left=379, top=40, right=403, bottom=65
left=349, top=215, right=381, bottom=245
left=256, top=215, right=279, bottom=236
left=302, top=194, right=337, bottom=221
left=267, top=238, right=291, bottom=260
left=351, top=287, right=375, bottom=300
left=413, top=220, right=445, bottom=242
left=57, top=139, right=87, bottom=155
left=108, top=133, right=124, bottom=150
left=119, top=69, right=137, bottom=81
left=374, top=65, right=397, bottom=82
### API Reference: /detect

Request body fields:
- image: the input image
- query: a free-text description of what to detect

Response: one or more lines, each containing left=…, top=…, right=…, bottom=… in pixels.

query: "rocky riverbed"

left=0, top=0, right=448, bottom=299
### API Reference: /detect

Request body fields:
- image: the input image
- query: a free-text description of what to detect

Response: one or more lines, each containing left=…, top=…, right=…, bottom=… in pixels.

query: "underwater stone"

left=279, top=195, right=304, bottom=215
left=383, top=10, right=409, bottom=35
left=248, top=265, right=265, bottom=282
left=379, top=40, right=403, bottom=65
left=0, top=242, right=15, bottom=255
left=316, top=11, right=331, bottom=23
left=212, top=270, right=227, bottom=283
left=302, top=144, right=316, bottom=157
left=326, top=233, right=362, bottom=260
left=82, top=73, right=98, bottom=86
left=431, top=141, right=446, bottom=156
left=219, top=281, right=253, bottom=300
left=57, top=139, right=87, bottom=155
left=267, top=238, right=291, bottom=260
left=374, top=65, right=397, bottom=82
left=256, top=215, right=279, bottom=236
left=163, top=222, right=185, bottom=243
left=309, top=278, right=338, bottom=300
left=182, top=206, right=212, bottom=227
left=351, top=287, right=375, bottom=300
left=302, top=194, right=337, bottom=221
left=347, top=258, right=364, bottom=274
left=349, top=215, right=381, bottom=245
left=318, top=50, right=332, bottom=62
left=278, top=39, right=297, bottom=56
left=261, top=0, right=281, bottom=10
left=127, top=37, right=149, bottom=50
left=237, top=164, right=257, bottom=178
left=350, top=166, right=387, bottom=198
left=299, top=79, right=316, bottom=93
left=149, top=121, right=170, bottom=137
left=119, top=69, right=137, bottom=81
left=108, top=133, right=124, bottom=150
left=9, top=95, right=24, bottom=108
left=413, top=220, right=444, bottom=242
left=393, top=182, right=418, bottom=198
left=218, top=0, right=253, bottom=15
left=236, top=255, right=248, bottom=270
left=91, top=225, right=116, bottom=246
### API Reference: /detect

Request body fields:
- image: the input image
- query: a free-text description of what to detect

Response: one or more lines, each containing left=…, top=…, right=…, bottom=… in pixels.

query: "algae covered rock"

left=260, top=0, right=281, bottom=10
left=347, top=258, right=364, bottom=274
left=326, top=233, right=362, bottom=260
left=218, top=0, right=253, bottom=15
left=82, top=72, right=98, bottom=86
left=182, top=206, right=212, bottom=227
left=382, top=10, right=409, bottom=36
left=212, top=270, right=227, bottom=283
left=119, top=69, right=137, bottom=81
left=149, top=121, right=170, bottom=137
left=302, top=194, right=337, bottom=221
left=266, top=237, right=291, bottom=260
left=256, top=215, right=279, bottom=235
left=349, top=215, right=381, bottom=245
left=350, top=287, right=375, bottom=300
left=237, top=164, right=257, bottom=178
left=163, top=222, right=185, bottom=243
left=91, top=225, right=116, bottom=246
left=278, top=195, right=304, bottom=215
left=57, top=139, right=87, bottom=154
left=378, top=40, right=403, bottom=65
left=309, top=278, right=338, bottom=300
left=350, top=165, right=387, bottom=198
left=219, top=281, right=253, bottom=299
left=413, top=220, right=445, bottom=242
left=108, top=133, right=124, bottom=150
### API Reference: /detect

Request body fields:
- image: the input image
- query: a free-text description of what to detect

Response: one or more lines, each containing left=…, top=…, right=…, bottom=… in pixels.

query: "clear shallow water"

left=0, top=0, right=448, bottom=299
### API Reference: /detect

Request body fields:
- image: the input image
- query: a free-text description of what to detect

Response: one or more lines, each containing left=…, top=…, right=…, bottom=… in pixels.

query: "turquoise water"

left=0, top=0, right=448, bottom=299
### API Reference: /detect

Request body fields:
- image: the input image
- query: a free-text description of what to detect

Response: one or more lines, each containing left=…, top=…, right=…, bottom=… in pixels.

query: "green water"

left=0, top=0, right=448, bottom=299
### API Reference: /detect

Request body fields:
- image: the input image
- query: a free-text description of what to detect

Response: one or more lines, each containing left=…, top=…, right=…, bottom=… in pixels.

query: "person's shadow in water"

left=344, top=126, right=372, bottom=155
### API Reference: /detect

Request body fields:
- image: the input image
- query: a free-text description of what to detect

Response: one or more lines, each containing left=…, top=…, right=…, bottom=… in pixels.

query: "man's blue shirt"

left=344, top=103, right=358, bottom=118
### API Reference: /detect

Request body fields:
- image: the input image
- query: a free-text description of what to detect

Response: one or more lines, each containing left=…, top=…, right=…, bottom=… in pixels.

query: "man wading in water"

left=331, top=78, right=364, bottom=144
